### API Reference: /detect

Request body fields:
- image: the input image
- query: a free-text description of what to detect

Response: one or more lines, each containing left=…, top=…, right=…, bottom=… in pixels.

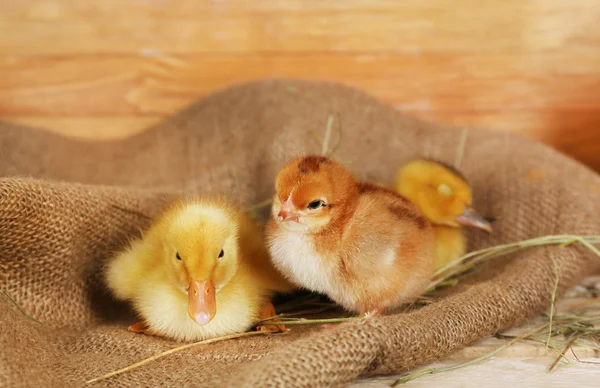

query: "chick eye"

left=218, top=249, right=224, bottom=259
left=307, top=200, right=325, bottom=210
left=176, top=252, right=182, bottom=261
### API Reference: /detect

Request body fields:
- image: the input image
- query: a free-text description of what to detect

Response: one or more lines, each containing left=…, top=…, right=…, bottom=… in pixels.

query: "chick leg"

left=128, top=321, right=165, bottom=338
left=256, top=302, right=289, bottom=333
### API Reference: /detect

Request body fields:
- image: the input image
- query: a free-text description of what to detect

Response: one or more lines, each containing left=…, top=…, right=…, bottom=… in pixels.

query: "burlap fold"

left=1, top=79, right=599, bottom=387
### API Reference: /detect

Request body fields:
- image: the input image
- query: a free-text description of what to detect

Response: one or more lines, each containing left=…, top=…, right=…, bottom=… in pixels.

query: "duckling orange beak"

left=188, top=278, right=216, bottom=325
left=456, top=206, right=493, bottom=232
left=277, top=196, right=300, bottom=222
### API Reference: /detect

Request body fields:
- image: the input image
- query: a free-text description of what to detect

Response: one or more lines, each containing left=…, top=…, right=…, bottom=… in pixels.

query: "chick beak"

left=277, top=196, right=300, bottom=222
left=455, top=206, right=493, bottom=232
left=188, top=278, right=216, bottom=325
left=277, top=211, right=300, bottom=222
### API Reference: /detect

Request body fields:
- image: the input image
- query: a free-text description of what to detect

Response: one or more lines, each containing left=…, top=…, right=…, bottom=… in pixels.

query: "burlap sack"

left=1, top=79, right=599, bottom=387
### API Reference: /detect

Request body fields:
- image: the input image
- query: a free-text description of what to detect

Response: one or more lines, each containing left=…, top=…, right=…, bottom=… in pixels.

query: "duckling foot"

left=128, top=321, right=165, bottom=337
left=256, top=302, right=289, bottom=333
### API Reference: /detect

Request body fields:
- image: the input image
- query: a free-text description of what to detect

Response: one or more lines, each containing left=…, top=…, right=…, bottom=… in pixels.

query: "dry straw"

left=1, top=291, right=45, bottom=326
left=85, top=330, right=278, bottom=384
left=393, top=296, right=600, bottom=385
left=79, top=120, right=600, bottom=383
left=82, top=234, right=599, bottom=384
left=393, top=235, right=600, bottom=385
left=257, top=235, right=600, bottom=327
left=245, top=112, right=342, bottom=216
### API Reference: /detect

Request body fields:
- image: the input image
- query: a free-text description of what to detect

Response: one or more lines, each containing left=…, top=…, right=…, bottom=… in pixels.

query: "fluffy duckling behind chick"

left=395, top=159, right=492, bottom=271
left=105, top=198, right=294, bottom=342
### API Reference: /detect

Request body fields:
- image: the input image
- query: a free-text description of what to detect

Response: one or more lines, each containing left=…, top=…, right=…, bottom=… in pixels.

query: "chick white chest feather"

left=268, top=230, right=335, bottom=294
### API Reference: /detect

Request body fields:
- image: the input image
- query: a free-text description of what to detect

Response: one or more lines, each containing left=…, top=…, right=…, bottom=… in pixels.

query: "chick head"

left=272, top=155, right=356, bottom=233
left=395, top=159, right=492, bottom=232
left=154, top=200, right=240, bottom=326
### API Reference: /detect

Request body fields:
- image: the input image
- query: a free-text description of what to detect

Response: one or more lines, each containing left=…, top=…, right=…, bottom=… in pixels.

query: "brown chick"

left=105, top=198, right=294, bottom=342
left=394, top=159, right=492, bottom=271
left=265, top=155, right=435, bottom=316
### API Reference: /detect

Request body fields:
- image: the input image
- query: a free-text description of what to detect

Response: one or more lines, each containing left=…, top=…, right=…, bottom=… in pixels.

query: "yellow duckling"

left=395, top=159, right=492, bottom=271
left=105, top=198, right=294, bottom=342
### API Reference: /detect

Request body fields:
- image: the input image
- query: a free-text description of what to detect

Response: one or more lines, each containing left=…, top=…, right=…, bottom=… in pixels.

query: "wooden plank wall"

left=1, top=0, right=599, bottom=170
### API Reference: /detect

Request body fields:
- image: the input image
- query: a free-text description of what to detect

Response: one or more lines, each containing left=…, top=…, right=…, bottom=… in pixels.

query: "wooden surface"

left=350, top=278, right=600, bottom=387
left=353, top=358, right=600, bottom=387
left=1, top=0, right=599, bottom=170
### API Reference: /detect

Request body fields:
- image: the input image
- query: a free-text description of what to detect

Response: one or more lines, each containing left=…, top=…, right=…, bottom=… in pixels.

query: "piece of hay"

left=86, top=330, right=279, bottom=384
left=392, top=322, right=552, bottom=385
left=258, top=235, right=600, bottom=327
left=393, top=238, right=600, bottom=385
left=86, top=233, right=598, bottom=385
left=1, top=291, right=45, bottom=326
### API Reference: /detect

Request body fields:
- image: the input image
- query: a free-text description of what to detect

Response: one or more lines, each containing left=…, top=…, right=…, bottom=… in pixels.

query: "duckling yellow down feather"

left=105, top=198, right=294, bottom=342
left=395, top=159, right=492, bottom=271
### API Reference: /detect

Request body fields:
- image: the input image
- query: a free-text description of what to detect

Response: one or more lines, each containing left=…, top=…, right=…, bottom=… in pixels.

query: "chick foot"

left=128, top=321, right=165, bottom=337
left=256, top=302, right=289, bottom=333
left=361, top=307, right=385, bottom=318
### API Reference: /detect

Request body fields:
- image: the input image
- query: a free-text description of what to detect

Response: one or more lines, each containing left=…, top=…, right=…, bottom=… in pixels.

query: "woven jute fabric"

left=1, top=79, right=599, bottom=387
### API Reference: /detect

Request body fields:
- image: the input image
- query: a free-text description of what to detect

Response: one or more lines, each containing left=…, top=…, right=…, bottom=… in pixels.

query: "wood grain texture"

left=0, top=0, right=599, bottom=171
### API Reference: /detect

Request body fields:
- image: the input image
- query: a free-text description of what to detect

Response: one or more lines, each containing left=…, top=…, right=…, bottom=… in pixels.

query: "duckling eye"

left=437, top=184, right=453, bottom=196
left=176, top=252, right=182, bottom=261
left=218, top=249, right=224, bottom=259
left=307, top=200, right=325, bottom=210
